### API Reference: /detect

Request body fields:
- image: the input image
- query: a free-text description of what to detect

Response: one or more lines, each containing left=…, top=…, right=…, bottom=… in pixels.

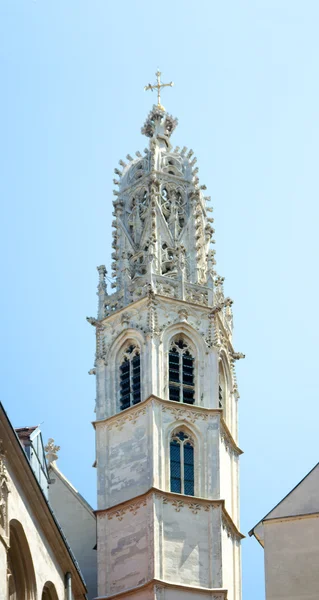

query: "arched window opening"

left=120, top=345, right=141, bottom=410
left=42, top=582, right=59, bottom=600
left=219, top=360, right=227, bottom=411
left=8, top=520, right=37, bottom=600
left=169, top=338, right=195, bottom=404
left=170, top=431, right=194, bottom=496
left=219, top=384, right=223, bottom=408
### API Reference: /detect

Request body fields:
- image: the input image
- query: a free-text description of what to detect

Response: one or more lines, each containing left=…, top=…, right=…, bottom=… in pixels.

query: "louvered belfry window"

left=170, top=431, right=194, bottom=496
left=120, top=345, right=141, bottom=410
left=169, top=338, right=195, bottom=404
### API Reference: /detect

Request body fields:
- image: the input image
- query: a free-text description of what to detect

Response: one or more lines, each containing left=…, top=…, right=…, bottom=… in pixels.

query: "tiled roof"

left=15, top=426, right=38, bottom=443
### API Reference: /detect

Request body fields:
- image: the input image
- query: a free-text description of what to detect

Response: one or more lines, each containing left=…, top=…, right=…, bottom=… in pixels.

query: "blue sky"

left=1, top=1, right=319, bottom=598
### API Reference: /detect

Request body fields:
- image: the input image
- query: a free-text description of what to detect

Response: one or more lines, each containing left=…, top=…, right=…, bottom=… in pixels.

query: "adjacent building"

left=47, top=443, right=97, bottom=600
left=0, top=403, right=87, bottom=600
left=250, top=462, right=319, bottom=600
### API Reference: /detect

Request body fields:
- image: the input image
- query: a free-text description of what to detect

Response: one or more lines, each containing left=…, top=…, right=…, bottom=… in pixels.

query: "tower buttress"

left=89, top=77, right=244, bottom=600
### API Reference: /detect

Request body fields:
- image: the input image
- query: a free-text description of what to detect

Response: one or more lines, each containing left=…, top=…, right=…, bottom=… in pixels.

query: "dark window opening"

left=170, top=431, right=194, bottom=496
left=120, top=346, right=141, bottom=410
left=169, top=339, right=195, bottom=404
left=219, top=384, right=223, bottom=408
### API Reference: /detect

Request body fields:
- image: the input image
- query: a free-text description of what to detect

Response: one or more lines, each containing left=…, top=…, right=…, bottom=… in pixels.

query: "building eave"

left=95, top=579, right=228, bottom=600
left=249, top=460, right=319, bottom=546
left=94, top=486, right=245, bottom=541
left=92, top=394, right=243, bottom=455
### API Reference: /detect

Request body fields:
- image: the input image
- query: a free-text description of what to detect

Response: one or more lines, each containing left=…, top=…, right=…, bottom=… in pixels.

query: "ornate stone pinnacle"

left=141, top=105, right=178, bottom=139
left=44, top=438, right=60, bottom=464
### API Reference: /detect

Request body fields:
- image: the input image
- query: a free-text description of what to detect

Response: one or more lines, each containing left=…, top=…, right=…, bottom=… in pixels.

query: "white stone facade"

left=0, top=405, right=86, bottom=600
left=90, top=103, right=244, bottom=599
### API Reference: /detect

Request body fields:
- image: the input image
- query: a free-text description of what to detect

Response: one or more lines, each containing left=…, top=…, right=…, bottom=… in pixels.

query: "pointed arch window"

left=219, top=361, right=226, bottom=410
left=170, top=431, right=194, bottom=496
left=169, top=338, right=195, bottom=404
left=120, top=345, right=141, bottom=410
left=219, top=384, right=223, bottom=408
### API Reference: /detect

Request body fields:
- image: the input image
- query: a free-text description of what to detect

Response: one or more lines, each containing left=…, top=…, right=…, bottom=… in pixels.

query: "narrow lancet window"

left=219, top=361, right=227, bottom=411
left=169, top=338, right=195, bottom=404
left=170, top=431, right=194, bottom=496
left=219, top=385, right=223, bottom=408
left=120, top=345, right=141, bottom=410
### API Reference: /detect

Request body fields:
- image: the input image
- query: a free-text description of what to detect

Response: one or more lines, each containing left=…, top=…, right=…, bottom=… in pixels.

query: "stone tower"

left=88, top=89, right=244, bottom=600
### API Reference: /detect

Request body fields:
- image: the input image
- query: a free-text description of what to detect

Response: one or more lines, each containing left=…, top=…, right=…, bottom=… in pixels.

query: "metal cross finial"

left=144, top=70, right=174, bottom=111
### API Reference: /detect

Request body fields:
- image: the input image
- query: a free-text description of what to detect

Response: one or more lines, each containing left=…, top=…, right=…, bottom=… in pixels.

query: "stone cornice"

left=88, top=296, right=148, bottom=327
left=264, top=512, right=319, bottom=525
left=89, top=292, right=225, bottom=327
left=248, top=512, right=319, bottom=549
left=154, top=292, right=213, bottom=311
left=92, top=394, right=221, bottom=429
left=96, top=579, right=227, bottom=599
left=95, top=487, right=244, bottom=541
left=92, top=395, right=243, bottom=454
left=220, top=417, right=243, bottom=456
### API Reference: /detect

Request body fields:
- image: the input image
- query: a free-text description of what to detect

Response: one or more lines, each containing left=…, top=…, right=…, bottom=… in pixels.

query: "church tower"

left=89, top=73, right=244, bottom=600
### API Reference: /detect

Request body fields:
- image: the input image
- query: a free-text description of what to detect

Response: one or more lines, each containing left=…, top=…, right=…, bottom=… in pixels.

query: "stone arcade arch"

left=41, top=582, right=59, bottom=600
left=8, top=519, right=37, bottom=600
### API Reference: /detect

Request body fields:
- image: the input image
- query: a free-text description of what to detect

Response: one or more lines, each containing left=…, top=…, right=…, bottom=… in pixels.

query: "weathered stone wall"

left=97, top=492, right=229, bottom=598
left=95, top=397, right=241, bottom=597
left=96, top=398, right=240, bottom=510
left=97, top=496, right=154, bottom=597
left=158, top=498, right=222, bottom=589
left=219, top=441, right=240, bottom=527
left=96, top=407, right=152, bottom=510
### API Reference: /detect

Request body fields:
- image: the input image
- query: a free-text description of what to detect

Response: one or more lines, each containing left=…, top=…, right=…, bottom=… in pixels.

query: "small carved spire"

left=97, top=265, right=107, bottom=291
left=96, top=265, right=107, bottom=319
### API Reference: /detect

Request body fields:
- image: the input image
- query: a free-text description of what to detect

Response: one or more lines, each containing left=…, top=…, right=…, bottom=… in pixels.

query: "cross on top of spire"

left=144, top=70, right=174, bottom=111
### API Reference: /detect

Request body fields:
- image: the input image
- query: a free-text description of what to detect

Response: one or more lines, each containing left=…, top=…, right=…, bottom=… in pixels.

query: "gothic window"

left=120, top=345, right=141, bottom=410
left=219, top=384, right=223, bottom=408
left=219, top=360, right=227, bottom=412
left=170, top=431, right=194, bottom=496
left=169, top=338, right=195, bottom=404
